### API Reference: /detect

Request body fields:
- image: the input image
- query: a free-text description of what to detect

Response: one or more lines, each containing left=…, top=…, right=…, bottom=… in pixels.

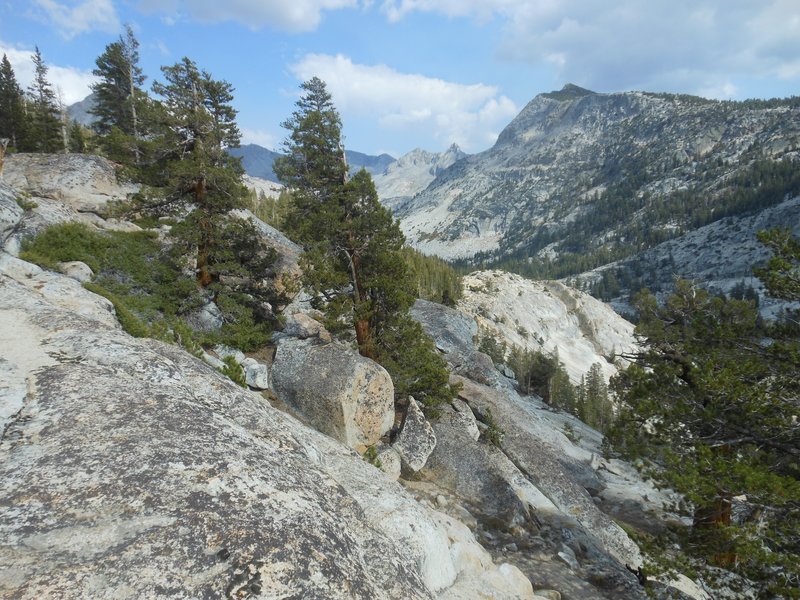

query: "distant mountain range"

left=391, top=84, right=800, bottom=309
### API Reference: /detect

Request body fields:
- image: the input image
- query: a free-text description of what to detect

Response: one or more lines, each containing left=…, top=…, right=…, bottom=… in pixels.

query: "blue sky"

left=1, top=1, right=799, bottom=157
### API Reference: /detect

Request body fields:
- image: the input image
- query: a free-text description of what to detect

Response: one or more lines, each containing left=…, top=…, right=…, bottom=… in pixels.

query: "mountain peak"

left=541, top=83, right=596, bottom=101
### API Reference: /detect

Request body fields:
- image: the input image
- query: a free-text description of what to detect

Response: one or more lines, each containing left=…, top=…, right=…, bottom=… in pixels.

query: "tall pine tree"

left=90, top=25, right=146, bottom=164
left=0, top=54, right=27, bottom=149
left=275, top=78, right=455, bottom=408
left=149, top=57, right=246, bottom=287
left=26, top=47, right=61, bottom=153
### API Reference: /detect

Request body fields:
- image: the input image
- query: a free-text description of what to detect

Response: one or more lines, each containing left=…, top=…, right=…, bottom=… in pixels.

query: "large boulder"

left=0, top=252, right=534, bottom=599
left=422, top=403, right=556, bottom=528
left=271, top=337, right=395, bottom=450
left=410, top=299, right=478, bottom=366
left=393, top=396, right=437, bottom=473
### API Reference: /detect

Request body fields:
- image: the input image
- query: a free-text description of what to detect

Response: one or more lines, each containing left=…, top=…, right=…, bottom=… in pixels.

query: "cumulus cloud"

left=380, top=0, right=800, bottom=98
left=138, top=0, right=359, bottom=32
left=0, top=42, right=96, bottom=105
left=240, top=128, right=280, bottom=150
left=290, top=53, right=518, bottom=151
left=31, top=0, right=120, bottom=39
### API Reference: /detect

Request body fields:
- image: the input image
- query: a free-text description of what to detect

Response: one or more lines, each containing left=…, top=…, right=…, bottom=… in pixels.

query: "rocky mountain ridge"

left=373, top=143, right=468, bottom=210
left=392, top=85, right=800, bottom=304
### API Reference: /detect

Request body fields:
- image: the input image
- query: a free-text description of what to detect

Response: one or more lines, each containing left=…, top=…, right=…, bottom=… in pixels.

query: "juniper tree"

left=275, top=78, right=455, bottom=408
left=128, top=57, right=281, bottom=350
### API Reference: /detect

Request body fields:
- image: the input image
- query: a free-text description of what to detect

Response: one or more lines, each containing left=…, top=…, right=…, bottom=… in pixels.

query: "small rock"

left=504, top=543, right=518, bottom=552
left=58, top=260, right=93, bottom=283
left=213, top=345, right=246, bottom=365
left=241, top=358, right=269, bottom=390
left=499, top=363, right=515, bottom=379
left=435, top=494, right=448, bottom=508
left=283, top=312, right=331, bottom=342
left=201, top=351, right=225, bottom=370
left=375, top=445, right=402, bottom=480
left=556, top=546, right=579, bottom=570
left=534, top=591, right=561, bottom=600
left=186, top=300, right=223, bottom=332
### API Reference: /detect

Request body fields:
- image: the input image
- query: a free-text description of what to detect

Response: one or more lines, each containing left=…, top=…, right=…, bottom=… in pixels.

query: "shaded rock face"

left=0, top=252, right=534, bottom=600
left=410, top=299, right=478, bottom=366
left=3, top=153, right=138, bottom=213
left=410, top=299, right=655, bottom=598
left=271, top=337, right=395, bottom=450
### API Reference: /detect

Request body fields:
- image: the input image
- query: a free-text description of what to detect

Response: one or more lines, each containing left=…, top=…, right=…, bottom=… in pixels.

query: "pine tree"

left=610, top=275, right=800, bottom=594
left=26, top=47, right=61, bottom=153
left=148, top=57, right=246, bottom=288
left=275, top=78, right=455, bottom=408
left=90, top=25, right=146, bottom=164
left=0, top=54, right=27, bottom=149
left=68, top=120, right=87, bottom=153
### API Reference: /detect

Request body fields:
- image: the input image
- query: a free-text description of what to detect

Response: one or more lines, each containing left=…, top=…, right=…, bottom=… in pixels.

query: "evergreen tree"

left=610, top=277, right=800, bottom=594
left=275, top=78, right=455, bottom=408
left=147, top=57, right=247, bottom=287
left=0, top=54, right=26, bottom=149
left=26, top=47, right=61, bottom=153
left=90, top=25, right=146, bottom=164
left=68, top=120, right=87, bottom=153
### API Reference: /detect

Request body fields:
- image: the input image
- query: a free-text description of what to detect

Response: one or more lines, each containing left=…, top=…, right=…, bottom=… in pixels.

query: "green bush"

left=219, top=355, right=246, bottom=387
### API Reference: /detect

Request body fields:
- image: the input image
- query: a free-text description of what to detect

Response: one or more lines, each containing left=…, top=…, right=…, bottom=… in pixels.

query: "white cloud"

left=240, top=128, right=279, bottom=150
left=0, top=42, right=96, bottom=105
left=380, top=0, right=800, bottom=98
left=139, top=0, right=360, bottom=32
left=31, top=0, right=120, bottom=39
left=290, top=53, right=518, bottom=151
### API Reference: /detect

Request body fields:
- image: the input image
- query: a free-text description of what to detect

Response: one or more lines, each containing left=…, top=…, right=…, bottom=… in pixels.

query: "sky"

left=1, top=0, right=799, bottom=158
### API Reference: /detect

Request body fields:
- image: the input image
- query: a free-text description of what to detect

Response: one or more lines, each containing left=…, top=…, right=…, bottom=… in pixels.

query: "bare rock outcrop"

left=271, top=337, right=396, bottom=451
left=0, top=251, right=533, bottom=600
left=3, top=153, right=138, bottom=213
left=458, top=271, right=637, bottom=383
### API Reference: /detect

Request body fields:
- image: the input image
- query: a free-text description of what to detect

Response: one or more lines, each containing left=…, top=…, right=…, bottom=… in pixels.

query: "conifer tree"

left=148, top=57, right=247, bottom=288
left=0, top=54, right=27, bottom=149
left=611, top=276, right=800, bottom=594
left=26, top=47, right=61, bottom=153
left=90, top=25, right=146, bottom=164
left=275, top=78, right=455, bottom=408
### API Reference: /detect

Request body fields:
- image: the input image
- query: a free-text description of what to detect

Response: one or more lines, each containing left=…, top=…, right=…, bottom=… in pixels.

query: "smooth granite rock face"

left=0, top=253, right=534, bottom=600
left=3, top=153, right=139, bottom=213
left=270, top=337, right=396, bottom=450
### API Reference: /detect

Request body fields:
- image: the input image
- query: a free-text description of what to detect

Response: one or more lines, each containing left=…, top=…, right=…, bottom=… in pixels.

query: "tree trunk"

left=128, top=70, right=140, bottom=166
left=355, top=318, right=376, bottom=360
left=693, top=490, right=735, bottom=567
left=344, top=248, right=375, bottom=359
left=195, top=177, right=214, bottom=287
left=0, top=138, right=7, bottom=178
